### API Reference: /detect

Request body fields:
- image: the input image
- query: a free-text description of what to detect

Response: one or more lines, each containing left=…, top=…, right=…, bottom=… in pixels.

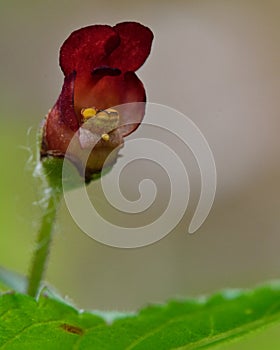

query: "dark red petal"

left=115, top=72, right=146, bottom=136
left=41, top=72, right=78, bottom=156
left=74, top=72, right=145, bottom=136
left=42, top=104, right=75, bottom=157
left=107, top=22, right=154, bottom=72
left=60, top=25, right=120, bottom=76
left=58, top=71, right=79, bottom=131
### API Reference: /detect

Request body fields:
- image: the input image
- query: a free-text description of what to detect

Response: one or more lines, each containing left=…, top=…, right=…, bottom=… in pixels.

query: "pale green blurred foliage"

left=0, top=1, right=280, bottom=348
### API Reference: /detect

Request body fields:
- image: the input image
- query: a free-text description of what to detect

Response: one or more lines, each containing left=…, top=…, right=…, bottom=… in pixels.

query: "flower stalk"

left=27, top=158, right=64, bottom=298
left=27, top=188, right=61, bottom=297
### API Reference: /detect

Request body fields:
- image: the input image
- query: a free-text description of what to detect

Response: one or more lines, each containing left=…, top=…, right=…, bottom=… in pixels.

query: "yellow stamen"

left=81, top=107, right=97, bottom=119
left=101, top=133, right=110, bottom=142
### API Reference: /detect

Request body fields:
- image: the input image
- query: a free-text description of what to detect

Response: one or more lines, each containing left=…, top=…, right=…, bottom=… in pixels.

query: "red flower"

left=41, top=22, right=153, bottom=181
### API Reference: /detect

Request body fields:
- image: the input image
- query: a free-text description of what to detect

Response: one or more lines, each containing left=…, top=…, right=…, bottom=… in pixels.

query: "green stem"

left=27, top=188, right=61, bottom=297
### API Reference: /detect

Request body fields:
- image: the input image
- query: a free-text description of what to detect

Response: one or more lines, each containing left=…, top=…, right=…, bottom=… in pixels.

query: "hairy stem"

left=27, top=188, right=61, bottom=297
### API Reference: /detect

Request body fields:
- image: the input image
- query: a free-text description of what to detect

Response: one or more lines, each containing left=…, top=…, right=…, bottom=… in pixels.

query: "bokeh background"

left=1, top=0, right=280, bottom=348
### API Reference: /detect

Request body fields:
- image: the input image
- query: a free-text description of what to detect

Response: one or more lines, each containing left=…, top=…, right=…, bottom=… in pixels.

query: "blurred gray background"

left=0, top=1, right=280, bottom=348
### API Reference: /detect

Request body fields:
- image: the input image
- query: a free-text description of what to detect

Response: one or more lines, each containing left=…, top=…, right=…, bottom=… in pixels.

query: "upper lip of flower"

left=59, top=22, right=153, bottom=76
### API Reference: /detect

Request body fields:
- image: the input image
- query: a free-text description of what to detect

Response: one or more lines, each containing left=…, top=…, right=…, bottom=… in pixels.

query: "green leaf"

left=1, top=282, right=280, bottom=349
